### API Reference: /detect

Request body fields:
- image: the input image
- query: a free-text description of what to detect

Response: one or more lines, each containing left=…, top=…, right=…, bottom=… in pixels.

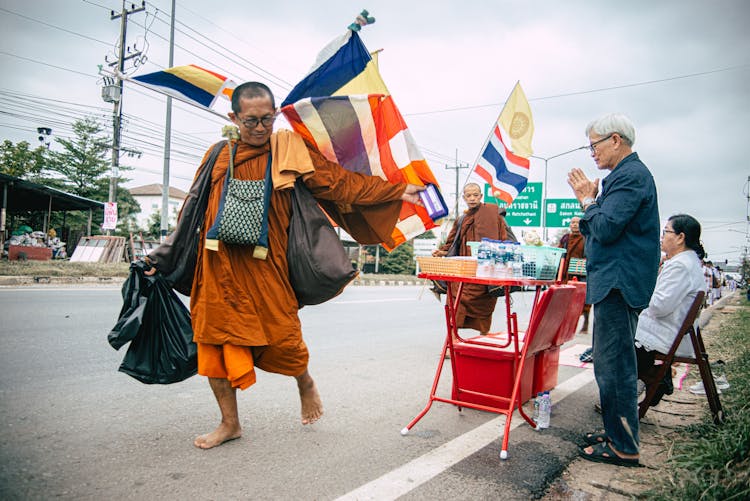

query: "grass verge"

left=0, top=261, right=130, bottom=277
left=0, top=260, right=423, bottom=283
left=643, top=295, right=750, bottom=500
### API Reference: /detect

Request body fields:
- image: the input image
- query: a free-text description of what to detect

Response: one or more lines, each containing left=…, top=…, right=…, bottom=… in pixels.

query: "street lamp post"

left=531, top=146, right=587, bottom=241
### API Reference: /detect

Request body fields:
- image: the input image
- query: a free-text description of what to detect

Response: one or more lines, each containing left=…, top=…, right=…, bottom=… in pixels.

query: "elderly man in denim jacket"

left=567, top=113, right=660, bottom=467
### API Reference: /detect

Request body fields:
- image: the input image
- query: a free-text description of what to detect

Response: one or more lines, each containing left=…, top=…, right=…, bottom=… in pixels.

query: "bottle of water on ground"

left=532, top=392, right=543, bottom=423
left=537, top=392, right=551, bottom=429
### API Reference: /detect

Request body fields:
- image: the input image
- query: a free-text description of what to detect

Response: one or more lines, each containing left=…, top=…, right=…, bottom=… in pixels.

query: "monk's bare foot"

left=193, top=422, right=241, bottom=449
left=297, top=371, right=323, bottom=425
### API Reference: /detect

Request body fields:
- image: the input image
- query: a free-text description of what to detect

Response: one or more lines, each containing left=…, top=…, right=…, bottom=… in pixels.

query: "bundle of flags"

left=467, top=82, right=534, bottom=206
left=131, top=64, right=235, bottom=111
left=280, top=30, right=442, bottom=249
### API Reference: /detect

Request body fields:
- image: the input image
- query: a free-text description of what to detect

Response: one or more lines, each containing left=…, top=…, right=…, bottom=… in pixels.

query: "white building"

left=128, top=184, right=188, bottom=230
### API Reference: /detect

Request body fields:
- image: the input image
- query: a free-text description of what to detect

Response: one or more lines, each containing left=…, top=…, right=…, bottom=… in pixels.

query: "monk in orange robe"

left=147, top=82, right=424, bottom=449
left=432, top=183, right=508, bottom=335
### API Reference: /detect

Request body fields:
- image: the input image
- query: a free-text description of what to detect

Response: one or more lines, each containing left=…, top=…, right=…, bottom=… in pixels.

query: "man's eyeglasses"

left=587, top=134, right=614, bottom=153
left=239, top=114, right=276, bottom=129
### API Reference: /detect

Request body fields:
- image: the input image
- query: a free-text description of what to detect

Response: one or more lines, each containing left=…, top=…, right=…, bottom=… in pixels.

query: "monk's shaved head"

left=231, top=82, right=275, bottom=113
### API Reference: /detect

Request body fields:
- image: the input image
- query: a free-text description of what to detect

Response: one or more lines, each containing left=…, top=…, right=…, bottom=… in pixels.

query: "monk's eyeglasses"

left=239, top=114, right=276, bottom=129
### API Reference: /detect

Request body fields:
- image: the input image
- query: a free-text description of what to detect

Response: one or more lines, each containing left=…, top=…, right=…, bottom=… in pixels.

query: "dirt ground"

left=542, top=293, right=740, bottom=500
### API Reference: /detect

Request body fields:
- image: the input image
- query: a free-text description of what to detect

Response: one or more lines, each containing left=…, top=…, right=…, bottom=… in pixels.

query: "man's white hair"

left=585, top=113, right=636, bottom=147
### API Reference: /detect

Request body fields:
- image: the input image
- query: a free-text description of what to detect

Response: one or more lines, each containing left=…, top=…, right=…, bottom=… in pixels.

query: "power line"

left=404, top=63, right=750, bottom=117
left=149, top=7, right=293, bottom=90
left=0, top=6, right=112, bottom=46
left=0, top=51, right=99, bottom=79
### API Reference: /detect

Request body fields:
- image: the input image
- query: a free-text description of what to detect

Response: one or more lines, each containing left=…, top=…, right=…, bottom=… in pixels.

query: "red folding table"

left=402, top=274, right=572, bottom=459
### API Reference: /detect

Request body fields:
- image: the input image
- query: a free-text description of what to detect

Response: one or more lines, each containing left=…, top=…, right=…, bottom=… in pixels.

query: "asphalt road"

left=0, top=285, right=599, bottom=500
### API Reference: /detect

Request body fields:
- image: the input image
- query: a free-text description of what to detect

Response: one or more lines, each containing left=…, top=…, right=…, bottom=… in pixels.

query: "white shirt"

left=635, top=250, right=705, bottom=357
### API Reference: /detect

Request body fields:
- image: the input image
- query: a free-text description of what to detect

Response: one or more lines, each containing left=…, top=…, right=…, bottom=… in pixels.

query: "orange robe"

left=438, top=203, right=508, bottom=333
left=191, top=135, right=406, bottom=389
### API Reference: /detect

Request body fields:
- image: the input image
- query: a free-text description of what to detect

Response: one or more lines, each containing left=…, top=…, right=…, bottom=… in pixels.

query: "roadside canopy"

left=0, top=173, right=104, bottom=212
left=0, top=173, right=103, bottom=238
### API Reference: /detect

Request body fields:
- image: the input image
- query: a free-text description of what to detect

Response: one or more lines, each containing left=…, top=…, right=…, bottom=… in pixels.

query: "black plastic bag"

left=108, top=261, right=197, bottom=384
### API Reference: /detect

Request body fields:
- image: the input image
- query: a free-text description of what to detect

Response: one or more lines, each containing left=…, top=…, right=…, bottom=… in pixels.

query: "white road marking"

left=336, top=370, right=595, bottom=501
left=333, top=298, right=420, bottom=304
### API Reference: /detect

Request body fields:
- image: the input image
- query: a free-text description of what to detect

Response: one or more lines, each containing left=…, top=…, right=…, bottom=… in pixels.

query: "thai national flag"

left=281, top=31, right=444, bottom=248
left=472, top=125, right=531, bottom=205
left=468, top=82, right=534, bottom=205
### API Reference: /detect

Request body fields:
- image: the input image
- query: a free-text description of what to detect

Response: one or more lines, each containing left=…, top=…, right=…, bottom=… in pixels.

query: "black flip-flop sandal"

left=579, top=442, right=641, bottom=467
left=583, top=431, right=608, bottom=446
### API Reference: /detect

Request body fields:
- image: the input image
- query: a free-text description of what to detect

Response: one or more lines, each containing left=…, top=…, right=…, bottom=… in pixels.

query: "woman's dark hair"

left=231, top=82, right=275, bottom=113
left=668, top=213, right=705, bottom=259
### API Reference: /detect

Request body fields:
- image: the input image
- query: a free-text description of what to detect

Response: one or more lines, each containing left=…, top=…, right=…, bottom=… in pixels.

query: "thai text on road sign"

left=483, top=182, right=541, bottom=226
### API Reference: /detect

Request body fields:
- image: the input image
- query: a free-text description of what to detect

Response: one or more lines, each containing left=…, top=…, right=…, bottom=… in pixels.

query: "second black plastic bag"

left=108, top=261, right=197, bottom=384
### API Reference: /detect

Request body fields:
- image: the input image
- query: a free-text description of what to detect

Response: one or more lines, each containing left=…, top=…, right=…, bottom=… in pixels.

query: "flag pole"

left=464, top=80, right=519, bottom=191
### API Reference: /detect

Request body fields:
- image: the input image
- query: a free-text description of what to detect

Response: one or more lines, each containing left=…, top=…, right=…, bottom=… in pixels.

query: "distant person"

left=432, top=183, right=508, bottom=335
left=702, top=260, right=714, bottom=305
left=728, top=275, right=737, bottom=292
left=635, top=214, right=707, bottom=405
left=713, top=265, right=723, bottom=303
left=559, top=216, right=592, bottom=333
left=567, top=113, right=660, bottom=467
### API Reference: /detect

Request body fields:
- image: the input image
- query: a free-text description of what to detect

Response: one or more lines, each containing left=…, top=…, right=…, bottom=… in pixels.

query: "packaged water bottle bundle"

left=476, top=238, right=523, bottom=278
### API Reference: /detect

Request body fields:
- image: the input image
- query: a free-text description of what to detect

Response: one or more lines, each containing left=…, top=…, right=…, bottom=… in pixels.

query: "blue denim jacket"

left=579, top=152, right=660, bottom=308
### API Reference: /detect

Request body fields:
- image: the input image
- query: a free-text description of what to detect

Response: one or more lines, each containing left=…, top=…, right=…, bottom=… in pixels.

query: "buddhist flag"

left=131, top=65, right=236, bottom=110
left=281, top=30, right=442, bottom=249
left=468, top=82, right=534, bottom=205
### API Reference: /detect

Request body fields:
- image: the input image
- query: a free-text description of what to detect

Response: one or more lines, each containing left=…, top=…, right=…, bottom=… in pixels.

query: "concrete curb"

left=0, top=275, right=430, bottom=287
left=698, top=291, right=739, bottom=328
left=0, top=275, right=128, bottom=286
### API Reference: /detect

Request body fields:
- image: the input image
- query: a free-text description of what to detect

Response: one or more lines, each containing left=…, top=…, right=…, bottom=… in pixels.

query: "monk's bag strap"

left=206, top=144, right=273, bottom=259
left=431, top=215, right=465, bottom=295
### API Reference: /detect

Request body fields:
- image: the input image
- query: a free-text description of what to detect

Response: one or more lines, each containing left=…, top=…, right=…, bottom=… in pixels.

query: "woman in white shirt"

left=635, top=214, right=706, bottom=405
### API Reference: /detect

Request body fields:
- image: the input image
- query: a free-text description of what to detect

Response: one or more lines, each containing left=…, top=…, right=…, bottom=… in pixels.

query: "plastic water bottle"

left=476, top=240, right=493, bottom=277
left=512, top=245, right=524, bottom=278
left=532, top=392, right=543, bottom=423
left=537, top=393, right=551, bottom=429
left=494, top=241, right=507, bottom=277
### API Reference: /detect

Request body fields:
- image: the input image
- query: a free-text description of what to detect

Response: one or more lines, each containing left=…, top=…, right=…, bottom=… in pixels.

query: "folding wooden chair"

left=638, top=291, right=725, bottom=424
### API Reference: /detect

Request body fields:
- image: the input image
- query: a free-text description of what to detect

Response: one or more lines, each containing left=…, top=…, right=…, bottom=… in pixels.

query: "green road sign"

left=483, top=182, right=541, bottom=226
left=545, top=198, right=584, bottom=227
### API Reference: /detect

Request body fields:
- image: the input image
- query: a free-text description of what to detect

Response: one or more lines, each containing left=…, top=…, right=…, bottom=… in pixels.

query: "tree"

left=39, top=118, right=140, bottom=236
left=378, top=241, right=415, bottom=275
left=144, top=210, right=175, bottom=240
left=43, top=118, right=112, bottom=198
left=0, top=140, right=45, bottom=179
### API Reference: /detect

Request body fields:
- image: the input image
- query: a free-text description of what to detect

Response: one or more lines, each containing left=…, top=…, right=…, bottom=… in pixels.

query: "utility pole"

left=107, top=1, right=146, bottom=208
left=160, top=0, right=176, bottom=242
left=445, top=149, right=468, bottom=219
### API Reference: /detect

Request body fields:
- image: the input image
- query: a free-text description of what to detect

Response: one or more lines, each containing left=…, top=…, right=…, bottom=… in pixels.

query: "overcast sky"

left=1, top=0, right=748, bottom=264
